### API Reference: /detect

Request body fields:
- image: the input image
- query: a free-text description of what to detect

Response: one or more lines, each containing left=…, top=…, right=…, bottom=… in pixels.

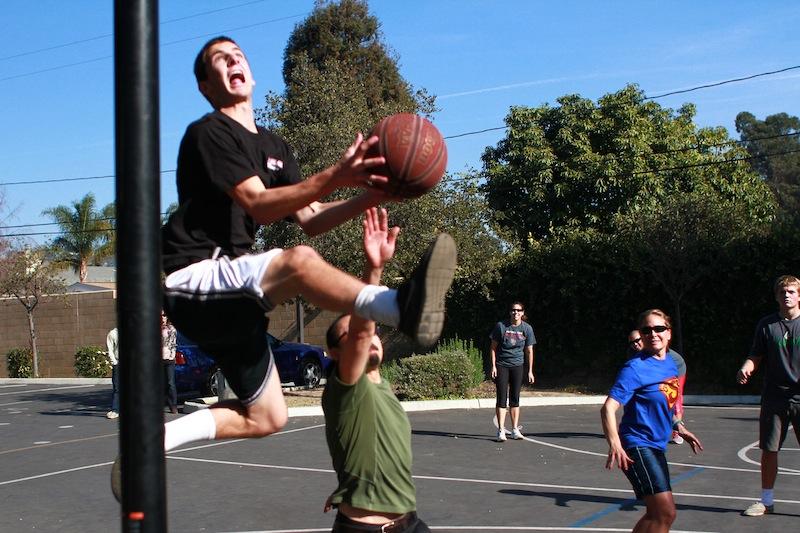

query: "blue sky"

left=1, top=0, right=798, bottom=244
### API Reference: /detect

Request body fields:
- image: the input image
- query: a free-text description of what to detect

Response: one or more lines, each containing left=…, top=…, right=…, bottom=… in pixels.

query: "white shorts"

left=164, top=248, right=283, bottom=307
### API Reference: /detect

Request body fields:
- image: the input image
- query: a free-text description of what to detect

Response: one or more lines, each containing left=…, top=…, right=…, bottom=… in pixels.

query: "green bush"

left=436, top=336, right=486, bottom=386
left=74, top=345, right=111, bottom=378
left=6, top=348, right=33, bottom=378
left=392, top=351, right=476, bottom=401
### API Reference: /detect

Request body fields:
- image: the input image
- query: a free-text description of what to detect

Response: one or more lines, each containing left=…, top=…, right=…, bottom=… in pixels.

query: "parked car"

left=175, top=331, right=332, bottom=397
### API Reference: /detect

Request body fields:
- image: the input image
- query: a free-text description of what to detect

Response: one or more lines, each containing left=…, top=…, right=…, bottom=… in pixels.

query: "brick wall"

left=0, top=292, right=340, bottom=378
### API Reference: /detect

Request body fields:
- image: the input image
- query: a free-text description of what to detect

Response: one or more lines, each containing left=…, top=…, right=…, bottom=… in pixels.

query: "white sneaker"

left=496, top=429, right=507, bottom=442
left=511, top=427, right=524, bottom=440
left=742, top=501, right=773, bottom=516
left=670, top=431, right=684, bottom=445
left=106, top=411, right=119, bottom=419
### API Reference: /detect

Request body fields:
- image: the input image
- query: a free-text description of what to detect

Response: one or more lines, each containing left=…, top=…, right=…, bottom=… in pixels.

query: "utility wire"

left=4, top=131, right=798, bottom=188
left=0, top=0, right=272, bottom=62
left=645, top=65, right=800, bottom=99
left=5, top=148, right=799, bottom=237
left=0, top=13, right=307, bottom=83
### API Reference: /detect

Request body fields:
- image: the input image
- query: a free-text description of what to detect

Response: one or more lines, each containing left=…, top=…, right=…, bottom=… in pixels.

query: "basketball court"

left=1, top=381, right=799, bottom=532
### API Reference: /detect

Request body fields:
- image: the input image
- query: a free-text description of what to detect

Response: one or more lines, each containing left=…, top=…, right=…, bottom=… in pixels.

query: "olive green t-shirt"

left=321, top=371, right=416, bottom=514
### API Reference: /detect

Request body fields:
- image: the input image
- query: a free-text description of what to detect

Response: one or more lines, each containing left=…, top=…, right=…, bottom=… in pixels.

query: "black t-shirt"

left=162, top=111, right=301, bottom=273
left=750, top=313, right=800, bottom=402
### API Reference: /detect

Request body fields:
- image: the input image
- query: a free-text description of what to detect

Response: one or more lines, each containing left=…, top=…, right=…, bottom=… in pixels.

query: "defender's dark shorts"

left=623, top=446, right=672, bottom=499
left=163, top=251, right=282, bottom=405
left=759, top=399, right=800, bottom=452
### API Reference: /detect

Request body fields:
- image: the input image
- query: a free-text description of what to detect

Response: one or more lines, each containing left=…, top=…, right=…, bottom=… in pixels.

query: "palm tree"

left=42, top=193, right=115, bottom=283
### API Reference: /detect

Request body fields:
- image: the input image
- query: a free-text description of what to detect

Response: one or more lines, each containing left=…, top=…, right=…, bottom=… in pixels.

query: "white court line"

left=0, top=385, right=98, bottom=396
left=0, top=384, right=26, bottom=389
left=736, top=440, right=800, bottom=473
left=225, top=525, right=685, bottom=533
left=0, top=423, right=324, bottom=485
left=0, top=461, right=113, bottom=486
left=519, top=435, right=793, bottom=475
left=167, top=455, right=800, bottom=506
left=0, top=400, right=32, bottom=407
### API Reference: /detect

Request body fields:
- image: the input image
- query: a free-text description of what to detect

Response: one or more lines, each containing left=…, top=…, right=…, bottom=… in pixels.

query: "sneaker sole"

left=402, top=234, right=457, bottom=348
left=111, top=455, right=122, bottom=503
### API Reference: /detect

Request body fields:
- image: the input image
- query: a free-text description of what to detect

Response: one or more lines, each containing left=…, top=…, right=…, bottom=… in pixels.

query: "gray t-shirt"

left=491, top=321, right=536, bottom=368
left=750, top=313, right=800, bottom=402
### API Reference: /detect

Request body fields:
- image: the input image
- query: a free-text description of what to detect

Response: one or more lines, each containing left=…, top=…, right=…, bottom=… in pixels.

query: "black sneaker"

left=396, top=233, right=457, bottom=348
left=111, top=454, right=122, bottom=503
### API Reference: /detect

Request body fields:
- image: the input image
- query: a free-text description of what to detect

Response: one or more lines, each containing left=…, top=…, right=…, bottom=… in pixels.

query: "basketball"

left=367, top=113, right=448, bottom=198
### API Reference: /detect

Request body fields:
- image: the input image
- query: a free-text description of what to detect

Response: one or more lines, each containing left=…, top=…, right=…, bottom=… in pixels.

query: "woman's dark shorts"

left=623, top=446, right=671, bottom=499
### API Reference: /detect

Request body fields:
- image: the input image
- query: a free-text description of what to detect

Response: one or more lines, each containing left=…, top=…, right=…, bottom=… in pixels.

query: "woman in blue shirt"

left=602, top=309, right=703, bottom=532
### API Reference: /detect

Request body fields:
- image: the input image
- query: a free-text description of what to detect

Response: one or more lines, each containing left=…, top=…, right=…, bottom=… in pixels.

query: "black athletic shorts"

left=163, top=288, right=275, bottom=406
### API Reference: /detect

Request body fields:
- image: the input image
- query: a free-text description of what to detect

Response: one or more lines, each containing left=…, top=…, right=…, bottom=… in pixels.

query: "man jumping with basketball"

left=111, top=36, right=456, bottom=501
left=322, top=207, right=430, bottom=533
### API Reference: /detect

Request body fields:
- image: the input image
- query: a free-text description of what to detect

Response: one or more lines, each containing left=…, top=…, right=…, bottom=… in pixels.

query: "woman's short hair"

left=637, top=308, right=671, bottom=330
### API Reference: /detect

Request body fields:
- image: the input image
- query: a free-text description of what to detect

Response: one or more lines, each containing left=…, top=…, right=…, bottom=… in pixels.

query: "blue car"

left=175, top=332, right=332, bottom=397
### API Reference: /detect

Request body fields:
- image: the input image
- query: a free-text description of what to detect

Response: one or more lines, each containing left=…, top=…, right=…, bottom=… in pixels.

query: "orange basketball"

left=367, top=113, right=447, bottom=198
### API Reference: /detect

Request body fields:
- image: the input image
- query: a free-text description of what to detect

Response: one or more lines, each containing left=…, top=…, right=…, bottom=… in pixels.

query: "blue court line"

left=569, top=467, right=707, bottom=528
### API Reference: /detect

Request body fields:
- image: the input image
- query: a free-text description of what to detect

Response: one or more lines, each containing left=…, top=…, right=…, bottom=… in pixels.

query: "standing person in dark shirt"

left=322, top=207, right=430, bottom=533
left=490, top=302, right=535, bottom=442
left=111, top=36, right=456, bottom=501
left=738, top=275, right=800, bottom=517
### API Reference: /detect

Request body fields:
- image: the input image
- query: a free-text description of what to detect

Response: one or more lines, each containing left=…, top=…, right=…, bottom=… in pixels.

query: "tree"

left=253, top=1, right=506, bottom=349
left=614, top=189, right=773, bottom=353
left=481, top=84, right=771, bottom=245
left=257, top=0, right=435, bottom=177
left=42, top=193, right=115, bottom=282
left=0, top=247, right=67, bottom=377
left=477, top=84, right=776, bottom=383
left=736, top=111, right=800, bottom=211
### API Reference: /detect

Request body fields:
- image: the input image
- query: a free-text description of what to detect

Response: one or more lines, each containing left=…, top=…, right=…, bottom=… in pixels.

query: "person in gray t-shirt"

left=490, top=302, right=536, bottom=442
left=737, top=274, right=800, bottom=517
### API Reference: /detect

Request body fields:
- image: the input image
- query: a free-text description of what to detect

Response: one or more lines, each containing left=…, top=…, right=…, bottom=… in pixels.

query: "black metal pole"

left=114, top=1, right=166, bottom=531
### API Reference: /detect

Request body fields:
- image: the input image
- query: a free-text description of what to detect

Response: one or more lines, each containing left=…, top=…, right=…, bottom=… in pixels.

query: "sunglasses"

left=510, top=309, right=524, bottom=313
left=628, top=337, right=642, bottom=346
left=639, top=325, right=669, bottom=336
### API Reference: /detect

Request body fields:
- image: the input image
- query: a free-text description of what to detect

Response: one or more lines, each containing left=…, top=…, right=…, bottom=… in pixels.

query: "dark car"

left=175, top=332, right=332, bottom=398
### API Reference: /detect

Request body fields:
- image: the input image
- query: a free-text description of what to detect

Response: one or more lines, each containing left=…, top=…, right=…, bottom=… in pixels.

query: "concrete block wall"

left=0, top=291, right=339, bottom=378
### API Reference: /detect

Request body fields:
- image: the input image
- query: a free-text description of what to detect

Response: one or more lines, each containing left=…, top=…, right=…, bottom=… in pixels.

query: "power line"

left=0, top=170, right=175, bottom=187
left=644, top=65, right=800, bottom=100
left=0, top=0, right=272, bottom=62
left=5, top=148, right=799, bottom=236
left=2, top=131, right=799, bottom=188
left=0, top=13, right=307, bottom=83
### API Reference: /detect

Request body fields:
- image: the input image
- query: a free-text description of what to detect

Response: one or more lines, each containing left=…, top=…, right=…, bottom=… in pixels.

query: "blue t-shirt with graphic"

left=609, top=354, right=679, bottom=451
left=490, top=321, right=536, bottom=368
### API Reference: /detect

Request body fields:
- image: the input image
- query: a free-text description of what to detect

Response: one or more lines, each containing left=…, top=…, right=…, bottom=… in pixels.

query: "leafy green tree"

left=736, top=111, right=800, bottom=210
left=615, top=189, right=773, bottom=353
left=254, top=0, right=501, bottom=282
left=481, top=84, right=768, bottom=245
left=0, top=247, right=66, bottom=377
left=477, top=84, right=776, bottom=385
left=258, top=0, right=435, bottom=177
left=41, top=193, right=115, bottom=283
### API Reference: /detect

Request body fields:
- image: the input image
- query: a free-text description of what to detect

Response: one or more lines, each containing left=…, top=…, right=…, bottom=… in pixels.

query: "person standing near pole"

left=490, top=302, right=535, bottom=441
left=161, top=312, right=178, bottom=414
left=737, top=274, right=800, bottom=517
left=106, top=327, right=120, bottom=420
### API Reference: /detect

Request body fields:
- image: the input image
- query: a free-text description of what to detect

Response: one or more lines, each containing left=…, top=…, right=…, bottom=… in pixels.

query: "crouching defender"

left=322, top=207, right=434, bottom=533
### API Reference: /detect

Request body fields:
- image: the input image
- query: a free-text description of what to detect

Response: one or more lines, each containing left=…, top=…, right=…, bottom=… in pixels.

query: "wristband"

left=672, top=419, right=685, bottom=430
